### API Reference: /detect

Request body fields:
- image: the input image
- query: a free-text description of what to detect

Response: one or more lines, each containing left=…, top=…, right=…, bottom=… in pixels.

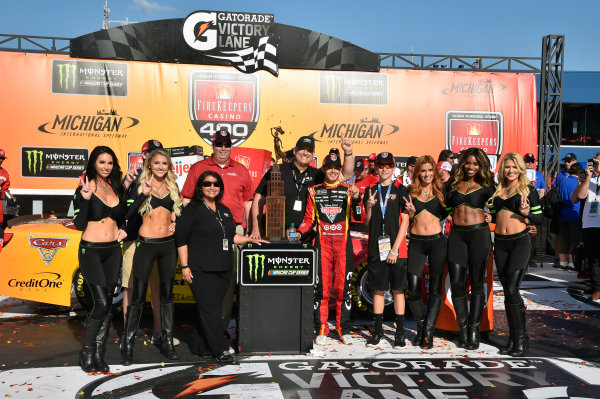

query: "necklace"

left=507, top=184, right=518, bottom=196
left=423, top=191, right=430, bottom=199
left=465, top=182, right=472, bottom=189
left=152, top=181, right=165, bottom=196
left=96, top=179, right=109, bottom=195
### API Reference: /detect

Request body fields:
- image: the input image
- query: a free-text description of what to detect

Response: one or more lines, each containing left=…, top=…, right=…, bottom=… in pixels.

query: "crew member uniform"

left=350, top=173, right=378, bottom=232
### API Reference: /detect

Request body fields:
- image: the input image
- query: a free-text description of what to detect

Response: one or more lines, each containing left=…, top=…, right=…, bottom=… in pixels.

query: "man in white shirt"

left=572, top=151, right=600, bottom=301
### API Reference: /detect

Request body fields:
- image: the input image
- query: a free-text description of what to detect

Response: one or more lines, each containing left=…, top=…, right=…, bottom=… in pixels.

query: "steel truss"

left=379, top=53, right=541, bottom=73
left=0, top=34, right=70, bottom=54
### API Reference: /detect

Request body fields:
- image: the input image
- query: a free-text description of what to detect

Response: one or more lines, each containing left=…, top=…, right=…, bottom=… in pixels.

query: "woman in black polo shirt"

left=176, top=171, right=267, bottom=363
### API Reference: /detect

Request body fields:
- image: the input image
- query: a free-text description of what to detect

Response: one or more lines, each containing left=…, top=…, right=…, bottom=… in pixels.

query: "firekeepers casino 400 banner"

left=0, top=52, right=536, bottom=193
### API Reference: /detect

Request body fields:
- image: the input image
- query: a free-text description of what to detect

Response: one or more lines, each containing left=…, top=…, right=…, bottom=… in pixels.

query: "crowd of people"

left=1, top=132, right=599, bottom=372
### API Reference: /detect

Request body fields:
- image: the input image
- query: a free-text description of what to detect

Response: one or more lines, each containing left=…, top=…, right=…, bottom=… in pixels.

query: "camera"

left=588, top=158, right=598, bottom=169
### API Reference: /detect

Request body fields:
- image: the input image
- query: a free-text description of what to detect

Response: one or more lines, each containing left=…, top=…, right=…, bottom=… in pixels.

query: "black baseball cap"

left=524, top=153, right=535, bottom=163
left=322, top=153, right=342, bottom=168
left=141, top=139, right=163, bottom=153
left=354, top=158, right=367, bottom=172
left=562, top=153, right=577, bottom=162
left=329, top=147, right=340, bottom=157
left=296, top=136, right=315, bottom=151
left=213, top=129, right=232, bottom=144
left=406, top=156, right=418, bottom=166
left=376, top=152, right=395, bottom=166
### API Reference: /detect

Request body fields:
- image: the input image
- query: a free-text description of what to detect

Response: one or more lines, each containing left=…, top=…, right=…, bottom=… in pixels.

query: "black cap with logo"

left=524, top=153, right=536, bottom=163
left=213, top=129, right=232, bottom=144
left=322, top=153, right=342, bottom=168
left=354, top=158, right=367, bottom=172
left=141, top=139, right=163, bottom=153
left=562, top=153, right=577, bottom=162
left=376, top=152, right=395, bottom=166
left=406, top=156, right=418, bottom=166
left=295, top=136, right=315, bottom=151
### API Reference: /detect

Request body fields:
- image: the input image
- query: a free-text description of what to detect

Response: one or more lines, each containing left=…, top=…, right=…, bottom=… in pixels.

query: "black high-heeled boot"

left=453, top=295, right=469, bottom=348
left=508, top=302, right=529, bottom=357
left=94, top=312, right=112, bottom=372
left=121, top=305, right=143, bottom=366
left=161, top=302, right=179, bottom=360
left=79, top=317, right=102, bottom=372
left=420, top=294, right=442, bottom=350
left=407, top=299, right=425, bottom=346
left=465, top=294, right=485, bottom=350
left=498, top=301, right=514, bottom=355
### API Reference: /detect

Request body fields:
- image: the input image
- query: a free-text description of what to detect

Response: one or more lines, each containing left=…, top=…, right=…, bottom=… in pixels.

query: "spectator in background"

left=0, top=149, right=15, bottom=247
left=555, top=153, right=578, bottom=188
left=437, top=161, right=453, bottom=185
left=368, top=153, right=378, bottom=177
left=558, top=163, right=583, bottom=270
left=402, top=156, right=417, bottom=186
left=524, top=153, right=546, bottom=198
left=572, top=152, right=600, bottom=301
left=350, top=158, right=379, bottom=232
left=438, top=149, right=457, bottom=164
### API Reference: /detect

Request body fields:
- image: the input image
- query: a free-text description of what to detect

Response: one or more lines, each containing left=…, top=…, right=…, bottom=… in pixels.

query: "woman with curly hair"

left=403, top=155, right=448, bottom=349
left=73, top=146, right=128, bottom=372
left=488, top=153, right=542, bottom=356
left=121, top=149, right=183, bottom=365
left=444, top=148, right=495, bottom=350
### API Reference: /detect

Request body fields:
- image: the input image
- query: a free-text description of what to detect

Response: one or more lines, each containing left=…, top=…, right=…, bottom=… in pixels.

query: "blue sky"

left=2, top=0, right=599, bottom=71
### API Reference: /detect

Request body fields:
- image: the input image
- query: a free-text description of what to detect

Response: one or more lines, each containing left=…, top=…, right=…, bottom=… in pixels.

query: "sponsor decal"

left=320, top=71, right=388, bottom=105
left=29, top=235, right=68, bottom=266
left=316, top=117, right=399, bottom=146
left=322, top=222, right=343, bottom=231
left=322, top=208, right=342, bottom=224
left=246, top=253, right=266, bottom=282
left=8, top=272, right=64, bottom=290
left=189, top=70, right=259, bottom=146
left=182, top=10, right=278, bottom=75
left=74, top=359, right=595, bottom=399
left=38, top=109, right=139, bottom=138
left=51, top=59, right=128, bottom=96
left=235, top=155, right=251, bottom=169
left=21, top=147, right=88, bottom=178
left=241, top=248, right=315, bottom=286
left=442, top=79, right=507, bottom=96
left=445, top=110, right=504, bottom=169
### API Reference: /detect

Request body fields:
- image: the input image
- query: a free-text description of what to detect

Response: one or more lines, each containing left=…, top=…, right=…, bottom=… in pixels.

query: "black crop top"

left=125, top=181, right=180, bottom=220
left=412, top=196, right=448, bottom=221
left=489, top=185, right=543, bottom=225
left=445, top=185, right=495, bottom=214
left=73, top=186, right=125, bottom=231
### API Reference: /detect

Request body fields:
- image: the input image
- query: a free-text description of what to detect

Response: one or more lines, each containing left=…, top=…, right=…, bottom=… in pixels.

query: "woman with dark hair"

left=403, top=155, right=448, bottom=349
left=488, top=153, right=542, bottom=356
left=121, top=149, right=183, bottom=365
left=438, top=149, right=456, bottom=164
left=176, top=171, right=267, bottom=362
left=73, top=146, right=127, bottom=372
left=444, top=147, right=495, bottom=350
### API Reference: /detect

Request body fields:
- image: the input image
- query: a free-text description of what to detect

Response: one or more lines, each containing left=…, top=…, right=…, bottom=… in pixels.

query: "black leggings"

left=447, top=223, right=491, bottom=298
left=495, top=230, right=530, bottom=304
left=407, top=233, right=447, bottom=300
left=130, top=236, right=177, bottom=306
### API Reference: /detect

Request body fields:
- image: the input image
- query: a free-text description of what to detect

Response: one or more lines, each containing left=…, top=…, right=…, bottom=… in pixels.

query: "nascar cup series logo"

left=189, top=70, right=259, bottom=146
left=29, top=235, right=68, bottom=266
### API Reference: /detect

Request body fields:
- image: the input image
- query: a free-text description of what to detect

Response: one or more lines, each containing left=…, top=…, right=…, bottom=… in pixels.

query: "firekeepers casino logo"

left=189, top=70, right=259, bottom=146
left=38, top=109, right=139, bottom=138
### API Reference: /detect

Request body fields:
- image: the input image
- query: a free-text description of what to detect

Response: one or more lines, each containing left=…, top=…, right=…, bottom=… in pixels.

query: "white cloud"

left=130, top=0, right=175, bottom=14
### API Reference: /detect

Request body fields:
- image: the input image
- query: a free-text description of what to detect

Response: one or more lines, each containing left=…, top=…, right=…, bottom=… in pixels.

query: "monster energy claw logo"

left=56, top=63, right=76, bottom=91
left=246, top=254, right=266, bottom=282
left=26, top=150, right=44, bottom=174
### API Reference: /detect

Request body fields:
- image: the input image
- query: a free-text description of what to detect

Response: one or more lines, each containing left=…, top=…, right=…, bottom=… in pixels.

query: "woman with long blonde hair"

left=488, top=153, right=542, bottom=356
left=121, top=149, right=183, bottom=365
left=444, top=147, right=495, bottom=350
left=403, top=155, right=448, bottom=349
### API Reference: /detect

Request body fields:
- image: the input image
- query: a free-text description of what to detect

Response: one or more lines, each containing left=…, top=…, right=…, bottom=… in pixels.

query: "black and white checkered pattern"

left=208, top=36, right=278, bottom=76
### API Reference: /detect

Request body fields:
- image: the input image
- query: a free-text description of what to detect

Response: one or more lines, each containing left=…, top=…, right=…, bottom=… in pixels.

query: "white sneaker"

left=314, top=335, right=327, bottom=345
left=341, top=334, right=353, bottom=345
left=229, top=346, right=235, bottom=355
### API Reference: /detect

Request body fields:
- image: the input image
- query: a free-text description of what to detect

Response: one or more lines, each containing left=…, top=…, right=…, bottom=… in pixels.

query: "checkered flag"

left=209, top=36, right=279, bottom=76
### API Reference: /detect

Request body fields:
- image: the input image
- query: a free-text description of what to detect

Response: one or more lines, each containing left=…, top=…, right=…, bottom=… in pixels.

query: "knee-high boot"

left=420, top=294, right=443, bottom=349
left=466, top=294, right=485, bottom=350
left=94, top=312, right=112, bottom=372
left=121, top=305, right=143, bottom=366
left=161, top=302, right=179, bottom=360
left=407, top=299, right=426, bottom=346
left=80, top=317, right=103, bottom=372
left=453, top=296, right=469, bottom=348
left=498, top=301, right=515, bottom=355
left=508, top=302, right=529, bottom=356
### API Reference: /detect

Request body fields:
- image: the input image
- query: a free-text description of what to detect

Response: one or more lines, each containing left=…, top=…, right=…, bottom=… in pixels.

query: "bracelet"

left=389, top=250, right=398, bottom=257
left=180, top=264, right=189, bottom=269
left=345, top=152, right=353, bottom=157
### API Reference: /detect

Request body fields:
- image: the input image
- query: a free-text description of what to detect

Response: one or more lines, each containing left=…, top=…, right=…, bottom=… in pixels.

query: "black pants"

left=407, top=233, right=447, bottom=300
left=131, top=236, right=177, bottom=306
left=447, top=223, right=491, bottom=298
left=494, top=230, right=530, bottom=304
left=188, top=268, right=231, bottom=357
left=583, top=228, right=600, bottom=292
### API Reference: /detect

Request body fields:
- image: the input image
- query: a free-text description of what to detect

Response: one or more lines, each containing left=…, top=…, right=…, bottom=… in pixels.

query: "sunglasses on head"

left=377, top=164, right=393, bottom=169
left=202, top=181, right=219, bottom=187
left=214, top=142, right=232, bottom=148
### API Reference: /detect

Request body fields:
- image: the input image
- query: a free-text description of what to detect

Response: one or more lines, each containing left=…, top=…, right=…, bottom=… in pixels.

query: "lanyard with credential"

left=377, top=183, right=392, bottom=232
left=203, top=201, right=229, bottom=250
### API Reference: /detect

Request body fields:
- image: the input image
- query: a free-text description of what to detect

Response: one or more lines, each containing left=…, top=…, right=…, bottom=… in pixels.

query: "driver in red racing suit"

left=297, top=154, right=361, bottom=345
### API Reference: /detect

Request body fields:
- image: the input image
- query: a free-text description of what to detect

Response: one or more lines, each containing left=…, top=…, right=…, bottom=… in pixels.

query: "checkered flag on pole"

left=209, top=36, right=279, bottom=76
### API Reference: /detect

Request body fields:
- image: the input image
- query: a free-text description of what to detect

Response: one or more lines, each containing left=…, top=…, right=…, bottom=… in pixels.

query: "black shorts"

left=368, top=258, right=408, bottom=291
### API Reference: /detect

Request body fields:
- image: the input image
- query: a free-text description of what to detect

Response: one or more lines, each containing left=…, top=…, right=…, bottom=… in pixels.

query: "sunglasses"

left=377, top=164, right=393, bottom=169
left=214, top=142, right=232, bottom=148
left=448, top=156, right=456, bottom=160
left=202, top=181, right=220, bottom=187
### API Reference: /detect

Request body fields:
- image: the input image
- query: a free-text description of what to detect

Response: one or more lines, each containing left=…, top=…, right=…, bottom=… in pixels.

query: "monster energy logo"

left=246, top=254, right=266, bottom=282
left=25, top=150, right=44, bottom=174
left=56, top=63, right=77, bottom=91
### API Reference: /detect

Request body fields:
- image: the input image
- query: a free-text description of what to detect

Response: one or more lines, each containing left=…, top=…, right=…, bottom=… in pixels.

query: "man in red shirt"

left=350, top=158, right=378, bottom=232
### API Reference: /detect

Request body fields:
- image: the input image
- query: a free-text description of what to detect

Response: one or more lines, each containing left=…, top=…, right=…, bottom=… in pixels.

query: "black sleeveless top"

left=489, top=185, right=543, bottom=225
left=445, top=185, right=495, bottom=214
left=412, top=196, right=448, bottom=220
left=73, top=186, right=125, bottom=231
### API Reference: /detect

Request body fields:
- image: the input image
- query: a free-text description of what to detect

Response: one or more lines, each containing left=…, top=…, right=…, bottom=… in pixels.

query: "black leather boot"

left=79, top=317, right=102, bottom=372
left=420, top=294, right=442, bottom=349
left=466, top=294, right=485, bottom=350
left=498, top=301, right=514, bottom=355
left=508, top=302, right=529, bottom=356
left=407, top=299, right=426, bottom=346
left=161, top=302, right=179, bottom=360
left=94, top=312, right=112, bottom=372
left=453, top=295, right=469, bottom=348
left=121, top=305, right=143, bottom=366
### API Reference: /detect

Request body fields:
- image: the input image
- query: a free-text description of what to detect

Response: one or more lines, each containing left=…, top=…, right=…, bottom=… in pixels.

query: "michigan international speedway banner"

left=0, top=51, right=537, bottom=194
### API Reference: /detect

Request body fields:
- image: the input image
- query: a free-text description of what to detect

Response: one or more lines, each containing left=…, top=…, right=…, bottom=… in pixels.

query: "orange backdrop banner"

left=0, top=52, right=537, bottom=194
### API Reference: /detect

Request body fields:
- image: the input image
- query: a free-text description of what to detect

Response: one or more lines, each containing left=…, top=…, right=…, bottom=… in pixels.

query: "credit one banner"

left=0, top=52, right=537, bottom=193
